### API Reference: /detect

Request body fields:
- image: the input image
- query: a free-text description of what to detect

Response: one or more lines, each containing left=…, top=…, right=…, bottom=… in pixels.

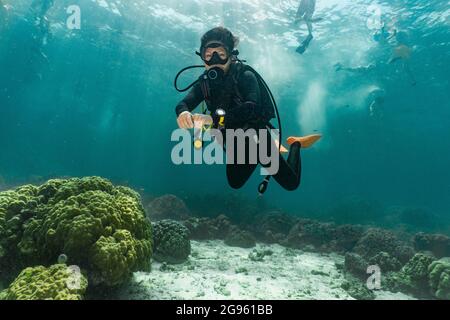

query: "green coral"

left=0, top=185, right=39, bottom=273
left=90, top=229, right=151, bottom=286
left=0, top=177, right=152, bottom=287
left=341, top=276, right=376, bottom=300
left=368, top=252, right=402, bottom=272
left=353, top=228, right=414, bottom=264
left=384, top=253, right=435, bottom=297
left=152, top=219, right=191, bottom=264
left=402, top=253, right=435, bottom=283
left=1, top=264, right=88, bottom=300
left=428, top=258, right=450, bottom=300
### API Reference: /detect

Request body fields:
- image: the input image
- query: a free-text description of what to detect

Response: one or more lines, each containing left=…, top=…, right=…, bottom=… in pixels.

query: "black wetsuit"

left=175, top=63, right=302, bottom=191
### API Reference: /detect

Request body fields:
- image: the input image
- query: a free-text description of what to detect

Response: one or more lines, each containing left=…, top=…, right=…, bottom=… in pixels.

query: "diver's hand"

left=177, top=111, right=194, bottom=129
left=192, top=114, right=213, bottom=127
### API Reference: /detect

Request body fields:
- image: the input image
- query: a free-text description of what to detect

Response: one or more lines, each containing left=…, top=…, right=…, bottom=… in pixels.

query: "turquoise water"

left=0, top=0, right=449, bottom=231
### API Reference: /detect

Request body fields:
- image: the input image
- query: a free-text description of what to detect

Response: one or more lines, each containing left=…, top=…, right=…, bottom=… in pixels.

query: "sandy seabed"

left=118, top=240, right=415, bottom=300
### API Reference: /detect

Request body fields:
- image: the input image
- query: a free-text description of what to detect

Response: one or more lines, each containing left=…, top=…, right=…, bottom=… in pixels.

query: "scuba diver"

left=295, top=0, right=321, bottom=54
left=174, top=27, right=321, bottom=193
left=334, top=62, right=377, bottom=74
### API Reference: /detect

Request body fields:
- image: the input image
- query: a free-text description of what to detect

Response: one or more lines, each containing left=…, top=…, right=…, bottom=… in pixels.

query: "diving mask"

left=196, top=42, right=230, bottom=66
left=204, top=51, right=229, bottom=66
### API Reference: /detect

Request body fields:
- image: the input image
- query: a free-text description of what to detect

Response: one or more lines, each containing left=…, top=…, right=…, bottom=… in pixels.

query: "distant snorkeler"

left=334, top=62, right=386, bottom=117
left=334, top=62, right=377, bottom=74
left=174, top=27, right=321, bottom=194
left=374, top=18, right=417, bottom=86
left=295, top=0, right=322, bottom=54
left=335, top=27, right=416, bottom=86
left=387, top=29, right=417, bottom=86
left=334, top=18, right=392, bottom=74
